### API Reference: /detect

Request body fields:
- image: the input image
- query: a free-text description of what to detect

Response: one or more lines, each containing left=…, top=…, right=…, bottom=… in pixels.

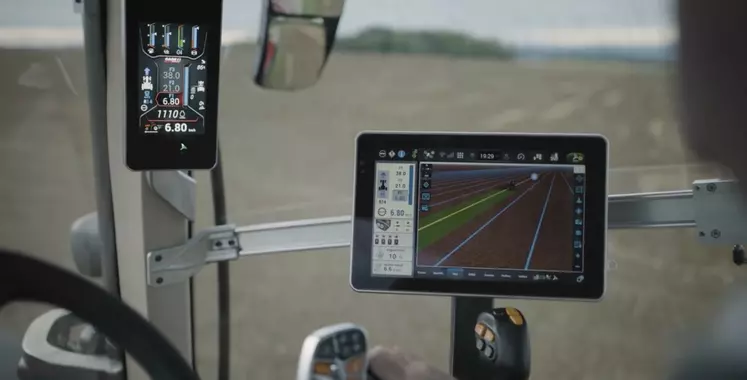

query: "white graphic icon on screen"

left=141, top=76, right=153, bottom=91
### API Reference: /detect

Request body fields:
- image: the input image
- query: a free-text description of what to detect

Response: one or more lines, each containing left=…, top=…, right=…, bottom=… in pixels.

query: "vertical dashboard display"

left=138, top=23, right=209, bottom=135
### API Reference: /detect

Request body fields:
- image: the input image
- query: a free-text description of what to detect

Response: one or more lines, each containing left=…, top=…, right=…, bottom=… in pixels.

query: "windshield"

left=0, top=0, right=741, bottom=379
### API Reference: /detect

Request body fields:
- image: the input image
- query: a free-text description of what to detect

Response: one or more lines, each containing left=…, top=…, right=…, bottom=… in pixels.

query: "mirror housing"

left=254, top=0, right=345, bottom=91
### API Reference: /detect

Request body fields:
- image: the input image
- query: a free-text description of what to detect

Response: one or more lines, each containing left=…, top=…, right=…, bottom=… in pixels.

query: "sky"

left=0, top=0, right=677, bottom=47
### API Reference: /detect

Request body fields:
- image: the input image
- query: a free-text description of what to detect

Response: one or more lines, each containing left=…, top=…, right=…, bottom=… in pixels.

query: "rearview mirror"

left=254, top=0, right=345, bottom=91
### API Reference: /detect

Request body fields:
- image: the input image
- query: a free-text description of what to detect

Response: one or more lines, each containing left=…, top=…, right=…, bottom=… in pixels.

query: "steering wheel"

left=0, top=248, right=199, bottom=380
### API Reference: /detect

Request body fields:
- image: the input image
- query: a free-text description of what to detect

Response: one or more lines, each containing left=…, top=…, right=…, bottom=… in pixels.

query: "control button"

left=313, top=361, right=333, bottom=375
left=351, top=331, right=363, bottom=343
left=338, top=332, right=349, bottom=344
left=484, top=345, right=495, bottom=358
left=352, top=343, right=363, bottom=354
left=476, top=339, right=485, bottom=351
left=340, top=345, right=353, bottom=359
left=474, top=323, right=486, bottom=337
left=576, top=275, right=585, bottom=283
left=345, top=356, right=364, bottom=373
left=447, top=268, right=463, bottom=278
left=316, top=338, right=336, bottom=359
left=505, top=308, right=524, bottom=326
left=483, top=329, right=495, bottom=343
left=510, top=315, right=524, bottom=326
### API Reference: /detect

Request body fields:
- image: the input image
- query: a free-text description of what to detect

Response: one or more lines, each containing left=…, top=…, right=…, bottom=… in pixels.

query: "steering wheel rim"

left=0, top=248, right=199, bottom=380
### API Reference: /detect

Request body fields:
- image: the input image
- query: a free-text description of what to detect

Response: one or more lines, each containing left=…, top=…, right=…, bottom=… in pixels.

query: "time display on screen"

left=137, top=22, right=209, bottom=135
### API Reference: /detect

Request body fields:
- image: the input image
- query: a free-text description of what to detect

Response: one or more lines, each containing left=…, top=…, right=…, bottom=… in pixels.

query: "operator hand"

left=368, top=346, right=456, bottom=380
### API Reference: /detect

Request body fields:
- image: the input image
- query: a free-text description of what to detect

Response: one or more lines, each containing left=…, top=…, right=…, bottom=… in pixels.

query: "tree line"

left=335, top=27, right=514, bottom=60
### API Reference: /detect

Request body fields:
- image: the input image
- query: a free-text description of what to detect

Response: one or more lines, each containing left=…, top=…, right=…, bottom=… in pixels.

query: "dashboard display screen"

left=352, top=132, right=608, bottom=300
left=373, top=160, right=586, bottom=278
left=138, top=22, right=209, bottom=135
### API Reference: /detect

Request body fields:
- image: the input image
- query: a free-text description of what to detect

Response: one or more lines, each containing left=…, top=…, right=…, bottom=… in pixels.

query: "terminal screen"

left=137, top=22, right=210, bottom=135
left=371, top=150, right=587, bottom=284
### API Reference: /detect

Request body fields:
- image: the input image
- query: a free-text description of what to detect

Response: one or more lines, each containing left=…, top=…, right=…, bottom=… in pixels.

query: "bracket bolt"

left=156, top=277, right=164, bottom=284
left=694, top=185, right=701, bottom=191
left=711, top=229, right=721, bottom=239
left=699, top=231, right=706, bottom=237
left=155, top=255, right=162, bottom=262
left=707, top=183, right=717, bottom=192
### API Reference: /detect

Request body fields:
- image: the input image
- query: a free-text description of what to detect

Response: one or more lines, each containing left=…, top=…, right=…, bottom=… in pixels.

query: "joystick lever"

left=474, top=308, right=531, bottom=380
left=297, top=323, right=379, bottom=380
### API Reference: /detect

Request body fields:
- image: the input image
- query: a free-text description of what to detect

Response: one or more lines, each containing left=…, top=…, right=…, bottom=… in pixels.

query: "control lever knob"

left=297, top=323, right=373, bottom=380
left=474, top=308, right=531, bottom=380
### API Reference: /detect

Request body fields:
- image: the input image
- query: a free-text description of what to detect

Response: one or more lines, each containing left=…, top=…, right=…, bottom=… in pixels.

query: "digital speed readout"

left=138, top=22, right=209, bottom=135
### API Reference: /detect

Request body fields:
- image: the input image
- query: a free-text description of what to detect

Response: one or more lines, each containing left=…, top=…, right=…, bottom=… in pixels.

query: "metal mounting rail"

left=145, top=180, right=747, bottom=286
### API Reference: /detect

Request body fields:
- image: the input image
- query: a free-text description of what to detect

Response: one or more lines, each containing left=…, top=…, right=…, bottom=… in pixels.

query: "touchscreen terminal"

left=351, top=132, right=608, bottom=300
left=125, top=0, right=222, bottom=170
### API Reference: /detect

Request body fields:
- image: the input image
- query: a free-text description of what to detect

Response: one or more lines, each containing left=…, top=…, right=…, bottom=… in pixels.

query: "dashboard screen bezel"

left=351, top=131, right=609, bottom=300
left=125, top=0, right=223, bottom=171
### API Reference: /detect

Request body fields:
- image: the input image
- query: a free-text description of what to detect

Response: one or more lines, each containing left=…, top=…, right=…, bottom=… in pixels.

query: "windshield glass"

left=0, top=0, right=741, bottom=379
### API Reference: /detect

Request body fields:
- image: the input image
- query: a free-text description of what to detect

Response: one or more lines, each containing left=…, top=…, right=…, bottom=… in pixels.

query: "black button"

left=352, top=343, right=363, bottom=354
left=484, top=345, right=494, bottom=359
left=337, top=333, right=349, bottom=344
left=315, top=338, right=336, bottom=359
left=351, top=332, right=363, bottom=343
left=476, top=339, right=485, bottom=351
left=340, top=345, right=353, bottom=359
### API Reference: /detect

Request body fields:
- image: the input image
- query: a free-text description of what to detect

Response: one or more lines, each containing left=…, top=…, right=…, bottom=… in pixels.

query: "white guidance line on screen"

left=418, top=176, right=533, bottom=232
